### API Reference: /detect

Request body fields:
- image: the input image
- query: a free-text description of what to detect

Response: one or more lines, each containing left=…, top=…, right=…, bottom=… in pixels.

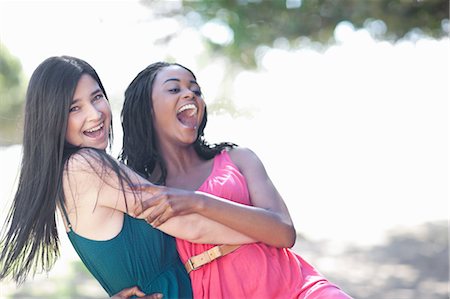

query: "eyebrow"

left=71, top=88, right=103, bottom=104
left=163, top=78, right=198, bottom=85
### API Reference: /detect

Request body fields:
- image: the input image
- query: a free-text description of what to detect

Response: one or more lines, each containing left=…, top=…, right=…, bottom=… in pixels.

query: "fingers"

left=111, top=286, right=145, bottom=298
left=129, top=183, right=156, bottom=192
left=134, top=194, right=161, bottom=216
left=148, top=208, right=171, bottom=228
left=131, top=186, right=180, bottom=226
left=135, top=193, right=164, bottom=217
left=132, top=185, right=165, bottom=216
left=110, top=286, right=163, bottom=299
left=140, top=198, right=175, bottom=228
left=144, top=197, right=167, bottom=223
left=142, top=294, right=163, bottom=299
left=134, top=201, right=150, bottom=217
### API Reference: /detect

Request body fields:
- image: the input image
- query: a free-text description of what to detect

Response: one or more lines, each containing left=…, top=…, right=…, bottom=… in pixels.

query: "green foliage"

left=0, top=43, right=26, bottom=145
left=144, top=0, right=449, bottom=68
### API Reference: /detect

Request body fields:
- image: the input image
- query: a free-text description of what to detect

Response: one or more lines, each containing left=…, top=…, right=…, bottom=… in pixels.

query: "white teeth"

left=177, top=104, right=197, bottom=114
left=86, top=123, right=104, bottom=133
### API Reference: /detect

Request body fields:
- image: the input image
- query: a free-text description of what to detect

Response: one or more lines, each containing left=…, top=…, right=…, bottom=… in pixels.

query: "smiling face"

left=151, top=65, right=205, bottom=146
left=65, top=74, right=111, bottom=149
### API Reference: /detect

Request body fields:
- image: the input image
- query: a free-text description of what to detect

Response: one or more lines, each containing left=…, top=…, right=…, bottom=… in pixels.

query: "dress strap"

left=59, top=203, right=73, bottom=231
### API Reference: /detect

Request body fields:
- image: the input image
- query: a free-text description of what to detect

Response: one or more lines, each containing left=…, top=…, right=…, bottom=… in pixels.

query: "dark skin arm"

left=133, top=147, right=296, bottom=248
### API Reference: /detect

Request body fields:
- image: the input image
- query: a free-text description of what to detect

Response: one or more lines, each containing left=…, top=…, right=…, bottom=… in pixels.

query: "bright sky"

left=0, top=0, right=448, bottom=248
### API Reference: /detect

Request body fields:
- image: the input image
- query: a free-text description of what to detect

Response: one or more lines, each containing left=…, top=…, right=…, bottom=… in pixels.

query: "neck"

left=159, top=143, right=202, bottom=176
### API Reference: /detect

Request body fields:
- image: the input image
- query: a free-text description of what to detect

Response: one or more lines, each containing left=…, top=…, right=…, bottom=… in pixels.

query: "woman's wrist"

left=193, top=191, right=208, bottom=214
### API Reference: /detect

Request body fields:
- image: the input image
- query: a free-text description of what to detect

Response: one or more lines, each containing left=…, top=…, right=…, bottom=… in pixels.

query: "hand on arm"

left=133, top=148, right=296, bottom=248
left=131, top=183, right=255, bottom=245
left=132, top=184, right=200, bottom=225
left=67, top=151, right=254, bottom=245
left=111, top=286, right=162, bottom=299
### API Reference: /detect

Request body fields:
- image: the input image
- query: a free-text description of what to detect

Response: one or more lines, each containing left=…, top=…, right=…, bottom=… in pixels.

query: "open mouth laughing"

left=83, top=122, right=105, bottom=138
left=176, top=103, right=198, bottom=128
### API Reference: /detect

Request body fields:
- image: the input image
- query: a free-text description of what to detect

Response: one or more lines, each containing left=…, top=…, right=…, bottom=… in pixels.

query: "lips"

left=83, top=123, right=105, bottom=138
left=176, top=103, right=198, bottom=128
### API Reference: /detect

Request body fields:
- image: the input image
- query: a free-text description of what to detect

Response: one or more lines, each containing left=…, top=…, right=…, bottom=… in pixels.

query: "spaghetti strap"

left=59, top=204, right=72, bottom=231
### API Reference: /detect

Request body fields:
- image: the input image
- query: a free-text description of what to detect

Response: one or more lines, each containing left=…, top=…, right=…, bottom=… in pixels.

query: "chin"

left=88, top=140, right=108, bottom=150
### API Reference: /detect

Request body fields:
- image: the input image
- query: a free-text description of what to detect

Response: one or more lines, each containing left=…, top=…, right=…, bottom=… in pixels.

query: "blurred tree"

left=0, top=43, right=26, bottom=145
left=144, top=0, right=449, bottom=68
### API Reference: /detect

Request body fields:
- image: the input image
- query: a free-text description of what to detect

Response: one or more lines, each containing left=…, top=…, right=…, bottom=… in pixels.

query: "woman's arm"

left=111, top=286, right=162, bottom=299
left=134, top=147, right=296, bottom=248
left=64, top=149, right=254, bottom=245
left=221, top=147, right=296, bottom=247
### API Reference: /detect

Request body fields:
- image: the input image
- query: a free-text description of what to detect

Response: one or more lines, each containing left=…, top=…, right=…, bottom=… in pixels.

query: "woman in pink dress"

left=120, top=62, right=353, bottom=299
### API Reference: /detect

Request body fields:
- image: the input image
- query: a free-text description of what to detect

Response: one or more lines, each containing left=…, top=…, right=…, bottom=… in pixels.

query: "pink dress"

left=176, top=151, right=352, bottom=299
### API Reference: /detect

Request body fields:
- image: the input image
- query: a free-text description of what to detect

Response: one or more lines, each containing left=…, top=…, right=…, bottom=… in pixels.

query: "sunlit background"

left=0, top=0, right=448, bottom=298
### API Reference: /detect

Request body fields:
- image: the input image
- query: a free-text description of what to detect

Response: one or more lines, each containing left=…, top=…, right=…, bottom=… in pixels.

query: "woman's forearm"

left=154, top=212, right=256, bottom=245
left=195, top=192, right=296, bottom=248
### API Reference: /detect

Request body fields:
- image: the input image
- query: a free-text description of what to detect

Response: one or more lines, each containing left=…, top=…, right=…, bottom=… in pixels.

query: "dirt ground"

left=294, top=220, right=449, bottom=299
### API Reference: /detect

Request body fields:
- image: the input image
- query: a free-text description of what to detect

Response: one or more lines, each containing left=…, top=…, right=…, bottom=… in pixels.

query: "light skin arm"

left=135, top=147, right=296, bottom=248
left=111, top=287, right=162, bottom=299
left=66, top=150, right=254, bottom=245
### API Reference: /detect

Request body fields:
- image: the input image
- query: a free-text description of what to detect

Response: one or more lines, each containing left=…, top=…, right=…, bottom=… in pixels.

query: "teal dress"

left=65, top=213, right=192, bottom=298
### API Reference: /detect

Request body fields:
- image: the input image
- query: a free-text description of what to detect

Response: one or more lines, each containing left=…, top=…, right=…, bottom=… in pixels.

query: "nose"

left=182, top=88, right=195, bottom=100
left=86, top=103, right=102, bottom=122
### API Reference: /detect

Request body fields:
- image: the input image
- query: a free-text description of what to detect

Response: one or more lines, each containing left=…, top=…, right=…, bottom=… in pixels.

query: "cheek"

left=104, top=107, right=112, bottom=124
left=152, top=102, right=171, bottom=123
left=99, top=101, right=112, bottom=117
left=96, top=102, right=112, bottom=128
left=152, top=112, right=165, bottom=128
left=65, top=116, right=80, bottom=143
left=152, top=99, right=166, bottom=115
left=199, top=102, right=206, bottom=118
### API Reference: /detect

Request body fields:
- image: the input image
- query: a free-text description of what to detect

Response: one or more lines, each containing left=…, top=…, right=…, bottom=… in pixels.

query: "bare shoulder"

left=227, top=146, right=263, bottom=170
left=64, top=148, right=112, bottom=190
left=65, top=148, right=115, bottom=174
left=66, top=148, right=100, bottom=170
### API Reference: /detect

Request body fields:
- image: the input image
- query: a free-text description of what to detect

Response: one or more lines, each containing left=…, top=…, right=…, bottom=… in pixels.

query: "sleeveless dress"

left=176, top=150, right=352, bottom=299
left=64, top=213, right=192, bottom=298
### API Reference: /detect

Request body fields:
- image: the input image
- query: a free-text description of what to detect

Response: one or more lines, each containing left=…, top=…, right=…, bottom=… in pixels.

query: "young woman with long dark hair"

left=120, top=62, right=353, bottom=298
left=0, top=56, right=254, bottom=299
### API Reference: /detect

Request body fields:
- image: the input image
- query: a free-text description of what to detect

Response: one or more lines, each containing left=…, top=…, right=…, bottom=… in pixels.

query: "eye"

left=93, top=94, right=104, bottom=101
left=191, top=83, right=202, bottom=97
left=69, top=106, right=79, bottom=112
left=168, top=87, right=180, bottom=93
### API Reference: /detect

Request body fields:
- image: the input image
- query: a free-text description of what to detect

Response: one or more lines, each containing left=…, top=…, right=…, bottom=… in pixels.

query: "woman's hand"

left=111, top=286, right=162, bottom=298
left=132, top=184, right=202, bottom=227
left=131, top=184, right=256, bottom=245
left=133, top=147, right=297, bottom=248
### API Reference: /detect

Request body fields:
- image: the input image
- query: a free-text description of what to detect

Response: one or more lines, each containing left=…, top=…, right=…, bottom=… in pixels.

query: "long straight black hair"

left=119, top=62, right=236, bottom=185
left=0, top=56, right=119, bottom=284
